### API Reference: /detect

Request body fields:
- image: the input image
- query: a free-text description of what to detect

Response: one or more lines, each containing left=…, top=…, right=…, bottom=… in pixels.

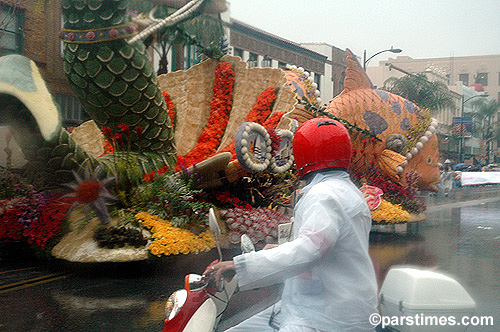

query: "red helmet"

left=293, top=117, right=352, bottom=178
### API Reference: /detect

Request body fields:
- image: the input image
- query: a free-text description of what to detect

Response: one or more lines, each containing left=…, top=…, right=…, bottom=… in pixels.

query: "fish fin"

left=377, top=149, right=406, bottom=183
left=341, top=48, right=374, bottom=94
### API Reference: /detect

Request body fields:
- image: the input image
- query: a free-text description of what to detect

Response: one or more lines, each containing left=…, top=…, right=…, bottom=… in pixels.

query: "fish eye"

left=427, top=157, right=433, bottom=165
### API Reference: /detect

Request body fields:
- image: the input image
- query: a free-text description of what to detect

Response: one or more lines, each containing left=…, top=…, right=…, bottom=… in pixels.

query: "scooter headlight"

left=165, top=289, right=188, bottom=321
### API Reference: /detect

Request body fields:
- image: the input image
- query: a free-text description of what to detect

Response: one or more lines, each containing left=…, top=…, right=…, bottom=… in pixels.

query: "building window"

left=314, top=73, right=321, bottom=92
left=339, top=72, right=345, bottom=93
left=247, top=53, right=257, bottom=68
left=459, top=73, right=469, bottom=86
left=184, top=45, right=201, bottom=69
left=55, top=93, right=88, bottom=126
left=476, top=73, right=488, bottom=86
left=233, top=47, right=243, bottom=58
left=261, top=56, right=271, bottom=67
left=278, top=61, right=286, bottom=68
left=0, top=4, right=24, bottom=55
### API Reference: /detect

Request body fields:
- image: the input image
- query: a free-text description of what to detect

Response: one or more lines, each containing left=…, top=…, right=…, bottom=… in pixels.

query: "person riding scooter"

left=206, top=117, right=378, bottom=332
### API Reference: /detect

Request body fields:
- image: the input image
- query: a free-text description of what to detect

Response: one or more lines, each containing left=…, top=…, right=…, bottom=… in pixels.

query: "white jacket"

left=233, top=170, right=378, bottom=331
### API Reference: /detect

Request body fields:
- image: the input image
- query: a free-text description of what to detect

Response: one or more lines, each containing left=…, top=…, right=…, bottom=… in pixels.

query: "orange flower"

left=181, top=61, right=235, bottom=167
left=163, top=92, right=176, bottom=129
left=219, top=87, right=279, bottom=159
left=246, top=87, right=277, bottom=124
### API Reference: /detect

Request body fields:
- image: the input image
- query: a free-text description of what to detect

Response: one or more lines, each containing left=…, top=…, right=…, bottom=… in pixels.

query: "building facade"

left=367, top=56, right=499, bottom=164
left=370, top=54, right=500, bottom=102
left=0, top=0, right=87, bottom=126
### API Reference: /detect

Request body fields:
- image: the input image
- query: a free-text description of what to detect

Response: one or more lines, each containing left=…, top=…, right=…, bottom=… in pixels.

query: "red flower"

left=263, top=111, right=285, bottom=128
left=98, top=139, right=114, bottom=157
left=118, top=123, right=130, bottom=137
left=102, top=127, right=113, bottom=139
left=143, top=171, right=156, bottom=182
left=246, top=87, right=277, bottom=124
left=163, top=92, right=176, bottom=129
left=135, top=126, right=143, bottom=140
left=267, top=127, right=281, bottom=155
left=23, top=195, right=71, bottom=249
left=76, top=181, right=101, bottom=203
left=157, top=165, right=169, bottom=175
left=114, top=133, right=123, bottom=149
left=0, top=205, right=24, bottom=241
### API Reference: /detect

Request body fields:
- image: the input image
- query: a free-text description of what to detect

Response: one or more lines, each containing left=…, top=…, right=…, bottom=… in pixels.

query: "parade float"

left=0, top=0, right=440, bottom=263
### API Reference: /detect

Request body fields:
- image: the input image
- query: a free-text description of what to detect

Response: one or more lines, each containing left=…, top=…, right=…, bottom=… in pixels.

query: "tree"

left=471, top=98, right=500, bottom=163
left=472, top=98, right=500, bottom=141
left=383, top=73, right=455, bottom=113
left=129, top=0, right=225, bottom=75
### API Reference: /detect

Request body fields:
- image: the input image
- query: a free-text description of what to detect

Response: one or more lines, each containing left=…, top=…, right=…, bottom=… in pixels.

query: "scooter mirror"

left=240, top=234, right=255, bottom=253
left=185, top=274, right=208, bottom=292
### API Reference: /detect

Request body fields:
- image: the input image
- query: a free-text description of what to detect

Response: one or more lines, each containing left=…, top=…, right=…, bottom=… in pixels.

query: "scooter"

left=162, top=208, right=255, bottom=332
left=162, top=208, right=477, bottom=332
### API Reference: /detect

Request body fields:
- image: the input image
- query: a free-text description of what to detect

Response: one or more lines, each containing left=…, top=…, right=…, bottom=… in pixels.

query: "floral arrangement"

left=245, top=86, right=278, bottom=124
left=142, top=173, right=212, bottom=229
left=370, top=198, right=410, bottom=224
left=136, top=211, right=215, bottom=256
left=163, top=91, right=176, bottom=130
left=0, top=193, right=71, bottom=249
left=182, top=61, right=235, bottom=167
left=220, top=206, right=289, bottom=245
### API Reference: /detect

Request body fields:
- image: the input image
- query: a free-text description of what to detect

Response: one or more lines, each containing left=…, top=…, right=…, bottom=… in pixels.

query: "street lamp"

left=363, top=46, right=402, bottom=70
left=458, top=94, right=488, bottom=163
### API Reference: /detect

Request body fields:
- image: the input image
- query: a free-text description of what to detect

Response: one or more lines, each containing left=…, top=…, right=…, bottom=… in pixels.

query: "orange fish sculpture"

left=324, top=49, right=441, bottom=192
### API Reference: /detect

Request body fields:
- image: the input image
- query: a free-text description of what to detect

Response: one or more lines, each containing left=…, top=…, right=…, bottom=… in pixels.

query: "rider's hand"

left=204, top=261, right=236, bottom=288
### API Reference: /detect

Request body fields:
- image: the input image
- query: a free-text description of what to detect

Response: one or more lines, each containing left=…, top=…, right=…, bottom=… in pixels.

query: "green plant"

left=145, top=173, right=213, bottom=229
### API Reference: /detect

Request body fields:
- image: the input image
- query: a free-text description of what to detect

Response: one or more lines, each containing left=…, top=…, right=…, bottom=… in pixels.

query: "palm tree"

left=383, top=73, right=455, bottom=113
left=129, top=0, right=225, bottom=75
left=472, top=98, right=500, bottom=163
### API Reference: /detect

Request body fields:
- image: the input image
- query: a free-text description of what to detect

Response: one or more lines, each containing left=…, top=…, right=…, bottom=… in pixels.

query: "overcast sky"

left=228, top=0, right=500, bottom=65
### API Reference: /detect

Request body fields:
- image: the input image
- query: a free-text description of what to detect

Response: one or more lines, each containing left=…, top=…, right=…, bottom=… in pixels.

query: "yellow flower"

left=371, top=199, right=410, bottom=224
left=136, top=212, right=216, bottom=257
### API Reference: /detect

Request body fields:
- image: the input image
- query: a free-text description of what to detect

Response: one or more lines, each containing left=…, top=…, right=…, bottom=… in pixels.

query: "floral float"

left=1, top=0, right=440, bottom=260
left=0, top=49, right=298, bottom=262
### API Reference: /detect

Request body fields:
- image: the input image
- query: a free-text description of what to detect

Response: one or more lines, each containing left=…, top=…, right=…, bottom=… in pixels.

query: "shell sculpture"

left=324, top=49, right=441, bottom=192
left=157, top=55, right=298, bottom=187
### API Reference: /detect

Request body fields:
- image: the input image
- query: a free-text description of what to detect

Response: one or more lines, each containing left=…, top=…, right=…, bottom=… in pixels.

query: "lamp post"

left=363, top=46, right=402, bottom=70
left=458, top=94, right=488, bottom=163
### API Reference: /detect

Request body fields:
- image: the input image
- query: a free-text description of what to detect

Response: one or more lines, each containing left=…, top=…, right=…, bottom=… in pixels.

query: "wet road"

left=1, top=195, right=500, bottom=332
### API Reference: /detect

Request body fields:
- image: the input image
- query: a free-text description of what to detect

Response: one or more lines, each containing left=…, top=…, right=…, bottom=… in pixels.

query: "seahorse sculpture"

left=60, top=0, right=181, bottom=155
left=0, top=0, right=225, bottom=184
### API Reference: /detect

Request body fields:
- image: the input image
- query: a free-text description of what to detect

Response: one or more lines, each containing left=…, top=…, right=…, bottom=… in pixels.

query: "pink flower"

left=109, top=29, right=119, bottom=38
left=86, top=31, right=96, bottom=41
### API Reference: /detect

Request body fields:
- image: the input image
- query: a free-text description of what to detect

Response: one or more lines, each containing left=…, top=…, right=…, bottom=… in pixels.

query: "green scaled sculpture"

left=60, top=0, right=175, bottom=157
